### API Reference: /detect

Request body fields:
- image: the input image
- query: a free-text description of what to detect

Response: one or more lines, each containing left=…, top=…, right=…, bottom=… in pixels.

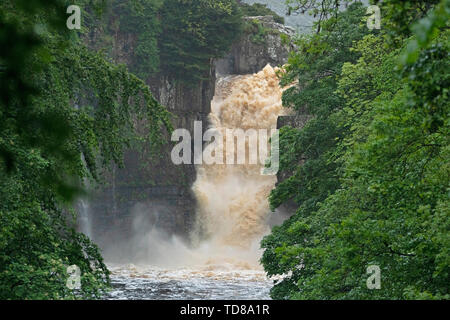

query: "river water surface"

left=105, top=264, right=272, bottom=300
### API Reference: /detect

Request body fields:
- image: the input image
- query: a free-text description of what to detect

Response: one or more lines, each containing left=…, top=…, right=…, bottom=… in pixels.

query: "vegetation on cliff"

left=262, top=0, right=449, bottom=299
left=89, top=0, right=285, bottom=83
left=159, top=0, right=243, bottom=82
left=89, top=0, right=243, bottom=83
left=0, top=0, right=172, bottom=299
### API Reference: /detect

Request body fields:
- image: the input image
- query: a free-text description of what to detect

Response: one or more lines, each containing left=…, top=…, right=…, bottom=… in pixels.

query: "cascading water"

left=106, top=65, right=288, bottom=300
left=191, top=64, right=286, bottom=263
left=78, top=199, right=92, bottom=239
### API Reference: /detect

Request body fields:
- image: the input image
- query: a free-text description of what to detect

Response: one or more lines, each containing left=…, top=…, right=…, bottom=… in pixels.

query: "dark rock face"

left=87, top=16, right=295, bottom=247
left=86, top=29, right=216, bottom=247
left=91, top=72, right=215, bottom=247
left=216, top=16, right=295, bottom=75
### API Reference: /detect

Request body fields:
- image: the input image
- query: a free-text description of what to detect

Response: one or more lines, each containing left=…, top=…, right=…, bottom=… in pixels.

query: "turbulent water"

left=192, top=64, right=286, bottom=256
left=106, top=264, right=272, bottom=300
left=103, top=65, right=287, bottom=300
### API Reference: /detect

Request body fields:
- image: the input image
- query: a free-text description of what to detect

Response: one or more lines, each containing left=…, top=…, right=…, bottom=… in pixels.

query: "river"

left=105, top=264, right=272, bottom=300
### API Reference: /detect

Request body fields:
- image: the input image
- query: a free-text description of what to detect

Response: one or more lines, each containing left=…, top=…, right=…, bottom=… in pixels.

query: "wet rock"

left=216, top=16, right=295, bottom=75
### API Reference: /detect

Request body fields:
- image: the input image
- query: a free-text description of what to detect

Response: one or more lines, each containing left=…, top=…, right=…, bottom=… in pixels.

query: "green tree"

left=110, top=0, right=163, bottom=79
left=262, top=0, right=449, bottom=299
left=0, top=0, right=171, bottom=299
left=262, top=3, right=369, bottom=299
left=158, top=0, right=243, bottom=82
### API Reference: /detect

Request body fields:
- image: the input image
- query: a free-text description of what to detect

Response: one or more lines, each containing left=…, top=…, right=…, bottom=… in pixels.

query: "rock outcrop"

left=216, top=16, right=295, bottom=75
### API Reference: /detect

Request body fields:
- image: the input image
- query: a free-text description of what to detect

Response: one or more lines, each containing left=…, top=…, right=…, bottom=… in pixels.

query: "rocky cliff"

left=216, top=16, right=295, bottom=75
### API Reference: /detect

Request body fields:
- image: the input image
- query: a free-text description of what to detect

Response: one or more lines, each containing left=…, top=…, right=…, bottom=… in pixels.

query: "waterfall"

left=102, top=64, right=288, bottom=271
left=79, top=199, right=92, bottom=239
left=191, top=64, right=287, bottom=266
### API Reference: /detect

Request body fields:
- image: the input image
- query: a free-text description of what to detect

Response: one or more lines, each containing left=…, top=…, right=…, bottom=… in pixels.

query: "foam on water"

left=106, top=263, right=272, bottom=300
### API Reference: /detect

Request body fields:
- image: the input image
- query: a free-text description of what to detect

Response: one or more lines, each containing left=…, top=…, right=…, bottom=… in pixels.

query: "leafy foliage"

left=0, top=0, right=171, bottom=299
left=269, top=3, right=369, bottom=211
left=88, top=0, right=243, bottom=84
left=111, top=0, right=163, bottom=79
left=244, top=19, right=273, bottom=44
left=285, top=0, right=354, bottom=32
left=158, top=0, right=243, bottom=83
left=262, top=0, right=450, bottom=299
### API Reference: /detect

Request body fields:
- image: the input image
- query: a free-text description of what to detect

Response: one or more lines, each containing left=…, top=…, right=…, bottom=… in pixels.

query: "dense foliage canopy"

left=0, top=0, right=171, bottom=299
left=262, top=0, right=449, bottom=299
left=159, top=0, right=243, bottom=82
left=90, top=0, right=243, bottom=83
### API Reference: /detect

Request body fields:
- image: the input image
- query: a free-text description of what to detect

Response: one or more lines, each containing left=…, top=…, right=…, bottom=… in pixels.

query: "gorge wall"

left=216, top=16, right=295, bottom=75
left=84, top=16, right=295, bottom=250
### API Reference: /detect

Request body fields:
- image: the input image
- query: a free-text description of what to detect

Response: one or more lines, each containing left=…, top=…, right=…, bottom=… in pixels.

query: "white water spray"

left=78, top=199, right=92, bottom=239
